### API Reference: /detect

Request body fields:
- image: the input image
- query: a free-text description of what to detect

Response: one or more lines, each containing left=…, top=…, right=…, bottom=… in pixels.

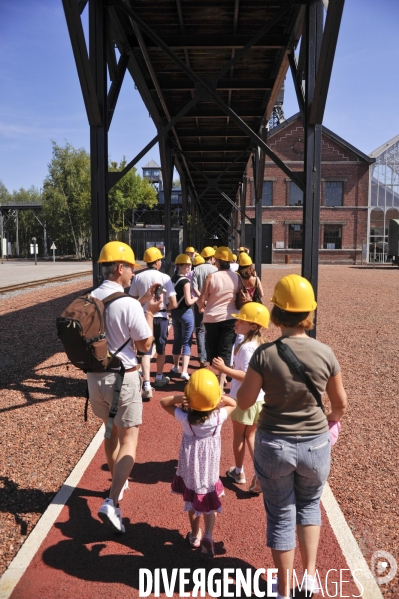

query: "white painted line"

left=0, top=425, right=105, bottom=599
left=322, top=482, right=384, bottom=598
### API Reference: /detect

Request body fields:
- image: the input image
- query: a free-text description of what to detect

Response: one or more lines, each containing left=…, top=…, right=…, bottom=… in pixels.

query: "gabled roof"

left=268, top=113, right=375, bottom=163
left=142, top=160, right=161, bottom=169
left=370, top=133, right=399, bottom=159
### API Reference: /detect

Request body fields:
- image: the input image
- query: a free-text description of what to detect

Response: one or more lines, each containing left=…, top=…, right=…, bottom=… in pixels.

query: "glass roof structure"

left=368, top=134, right=399, bottom=262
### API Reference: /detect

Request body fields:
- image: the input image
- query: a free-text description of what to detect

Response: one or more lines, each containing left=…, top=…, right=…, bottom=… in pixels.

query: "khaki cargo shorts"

left=87, top=370, right=142, bottom=427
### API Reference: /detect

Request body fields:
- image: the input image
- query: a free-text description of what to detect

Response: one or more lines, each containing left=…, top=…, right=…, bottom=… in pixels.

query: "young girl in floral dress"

left=213, top=302, right=270, bottom=493
left=160, top=369, right=236, bottom=557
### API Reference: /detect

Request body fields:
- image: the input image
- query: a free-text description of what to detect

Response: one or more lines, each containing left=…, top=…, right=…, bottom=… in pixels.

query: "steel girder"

left=62, top=0, right=345, bottom=312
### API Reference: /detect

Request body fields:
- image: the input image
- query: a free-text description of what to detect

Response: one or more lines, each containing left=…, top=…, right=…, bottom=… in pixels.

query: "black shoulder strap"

left=173, top=276, right=189, bottom=307
left=274, top=338, right=325, bottom=412
left=102, top=292, right=133, bottom=358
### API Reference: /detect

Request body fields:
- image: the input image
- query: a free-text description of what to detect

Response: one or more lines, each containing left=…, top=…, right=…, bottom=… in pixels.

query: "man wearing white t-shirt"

left=88, top=241, right=162, bottom=533
left=129, top=246, right=177, bottom=398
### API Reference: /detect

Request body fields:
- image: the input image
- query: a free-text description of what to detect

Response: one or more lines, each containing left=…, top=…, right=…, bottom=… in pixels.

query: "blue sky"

left=0, top=0, right=398, bottom=194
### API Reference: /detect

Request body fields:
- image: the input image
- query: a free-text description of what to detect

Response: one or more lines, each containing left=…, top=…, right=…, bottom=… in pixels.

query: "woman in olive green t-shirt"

left=237, top=275, right=347, bottom=599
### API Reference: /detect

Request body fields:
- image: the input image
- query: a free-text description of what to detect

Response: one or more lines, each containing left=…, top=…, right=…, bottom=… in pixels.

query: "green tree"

left=0, top=180, right=11, bottom=204
left=108, top=159, right=158, bottom=235
left=42, top=141, right=91, bottom=256
left=41, top=143, right=159, bottom=255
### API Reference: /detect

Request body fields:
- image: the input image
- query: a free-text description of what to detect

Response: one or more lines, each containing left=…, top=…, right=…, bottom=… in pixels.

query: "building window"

left=262, top=181, right=273, bottom=206
left=171, top=193, right=181, bottom=204
left=323, top=225, right=342, bottom=249
left=288, top=182, right=304, bottom=206
left=288, top=224, right=303, bottom=249
left=324, top=181, right=343, bottom=206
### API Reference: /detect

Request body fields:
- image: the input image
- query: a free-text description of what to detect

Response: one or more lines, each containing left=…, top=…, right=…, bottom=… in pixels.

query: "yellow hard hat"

left=213, top=245, right=218, bottom=250
left=175, top=253, right=192, bottom=265
left=184, top=369, right=221, bottom=411
left=97, top=241, right=137, bottom=266
left=214, top=246, right=234, bottom=262
left=143, top=246, right=163, bottom=263
left=232, top=302, right=270, bottom=329
left=185, top=246, right=195, bottom=253
left=238, top=252, right=252, bottom=267
left=271, top=274, right=317, bottom=312
left=232, top=254, right=237, bottom=262
left=238, top=246, right=248, bottom=252
left=193, top=255, right=205, bottom=266
left=201, top=246, right=215, bottom=258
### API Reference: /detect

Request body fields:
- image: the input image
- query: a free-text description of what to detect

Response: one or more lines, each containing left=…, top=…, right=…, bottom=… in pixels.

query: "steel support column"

left=191, top=201, right=196, bottom=250
left=181, top=174, right=188, bottom=250
left=89, top=0, right=108, bottom=287
left=232, top=197, right=239, bottom=249
left=16, top=211, right=19, bottom=256
left=302, top=0, right=323, bottom=337
left=0, top=211, right=3, bottom=264
left=159, top=138, right=174, bottom=275
left=252, top=154, right=263, bottom=280
left=240, top=176, right=247, bottom=247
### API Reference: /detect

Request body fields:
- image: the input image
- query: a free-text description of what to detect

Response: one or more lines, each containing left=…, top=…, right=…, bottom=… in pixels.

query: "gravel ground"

left=0, top=266, right=398, bottom=597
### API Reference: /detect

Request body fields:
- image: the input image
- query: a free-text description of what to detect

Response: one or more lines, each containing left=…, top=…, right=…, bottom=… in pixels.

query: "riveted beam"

left=89, top=0, right=108, bottom=287
left=114, top=0, right=305, bottom=190
left=107, top=95, right=197, bottom=190
left=62, top=0, right=102, bottom=126
left=137, top=34, right=289, bottom=50
left=309, top=0, right=345, bottom=125
left=288, top=52, right=305, bottom=123
left=107, top=51, right=129, bottom=129
left=301, top=0, right=323, bottom=336
left=150, top=78, right=274, bottom=91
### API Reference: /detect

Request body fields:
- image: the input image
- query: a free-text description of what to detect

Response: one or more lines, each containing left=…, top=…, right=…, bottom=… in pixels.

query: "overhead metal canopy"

left=63, top=0, right=345, bottom=326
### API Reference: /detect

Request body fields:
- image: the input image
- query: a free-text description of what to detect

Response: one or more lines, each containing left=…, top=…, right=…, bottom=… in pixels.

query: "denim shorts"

left=254, top=429, right=331, bottom=551
left=136, top=316, right=169, bottom=356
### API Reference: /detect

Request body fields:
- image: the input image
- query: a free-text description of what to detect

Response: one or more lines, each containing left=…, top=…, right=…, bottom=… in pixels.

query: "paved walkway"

left=0, top=260, right=92, bottom=288
left=0, top=374, right=381, bottom=598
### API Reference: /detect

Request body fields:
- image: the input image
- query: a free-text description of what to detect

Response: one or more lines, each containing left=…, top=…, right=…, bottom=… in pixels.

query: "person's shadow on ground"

left=42, top=490, right=274, bottom=597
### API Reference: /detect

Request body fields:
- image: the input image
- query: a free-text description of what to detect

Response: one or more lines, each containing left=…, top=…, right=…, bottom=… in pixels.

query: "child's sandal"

left=187, top=530, right=202, bottom=548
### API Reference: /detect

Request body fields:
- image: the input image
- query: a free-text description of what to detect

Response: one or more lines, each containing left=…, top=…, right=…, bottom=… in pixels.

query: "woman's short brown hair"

left=271, top=305, right=315, bottom=330
left=216, top=259, right=231, bottom=270
left=238, top=264, right=255, bottom=279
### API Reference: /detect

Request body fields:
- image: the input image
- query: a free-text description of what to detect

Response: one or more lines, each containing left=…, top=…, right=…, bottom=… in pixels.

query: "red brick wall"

left=241, top=118, right=370, bottom=264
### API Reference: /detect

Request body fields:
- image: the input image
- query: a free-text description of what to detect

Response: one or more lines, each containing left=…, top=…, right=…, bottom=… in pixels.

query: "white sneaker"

left=271, top=577, right=291, bottom=599
left=98, top=498, right=125, bottom=533
left=180, top=372, right=190, bottom=381
left=142, top=386, right=153, bottom=399
left=118, top=479, right=129, bottom=502
left=302, top=575, right=321, bottom=595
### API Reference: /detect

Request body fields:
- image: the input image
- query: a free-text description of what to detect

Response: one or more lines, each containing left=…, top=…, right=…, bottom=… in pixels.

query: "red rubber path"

left=10, top=337, right=360, bottom=599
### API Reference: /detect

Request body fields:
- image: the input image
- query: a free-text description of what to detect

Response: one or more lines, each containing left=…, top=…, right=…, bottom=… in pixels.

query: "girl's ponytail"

left=234, top=325, right=264, bottom=354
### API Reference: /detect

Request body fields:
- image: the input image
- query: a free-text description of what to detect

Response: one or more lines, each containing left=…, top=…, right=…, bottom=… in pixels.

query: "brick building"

left=240, top=114, right=374, bottom=264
